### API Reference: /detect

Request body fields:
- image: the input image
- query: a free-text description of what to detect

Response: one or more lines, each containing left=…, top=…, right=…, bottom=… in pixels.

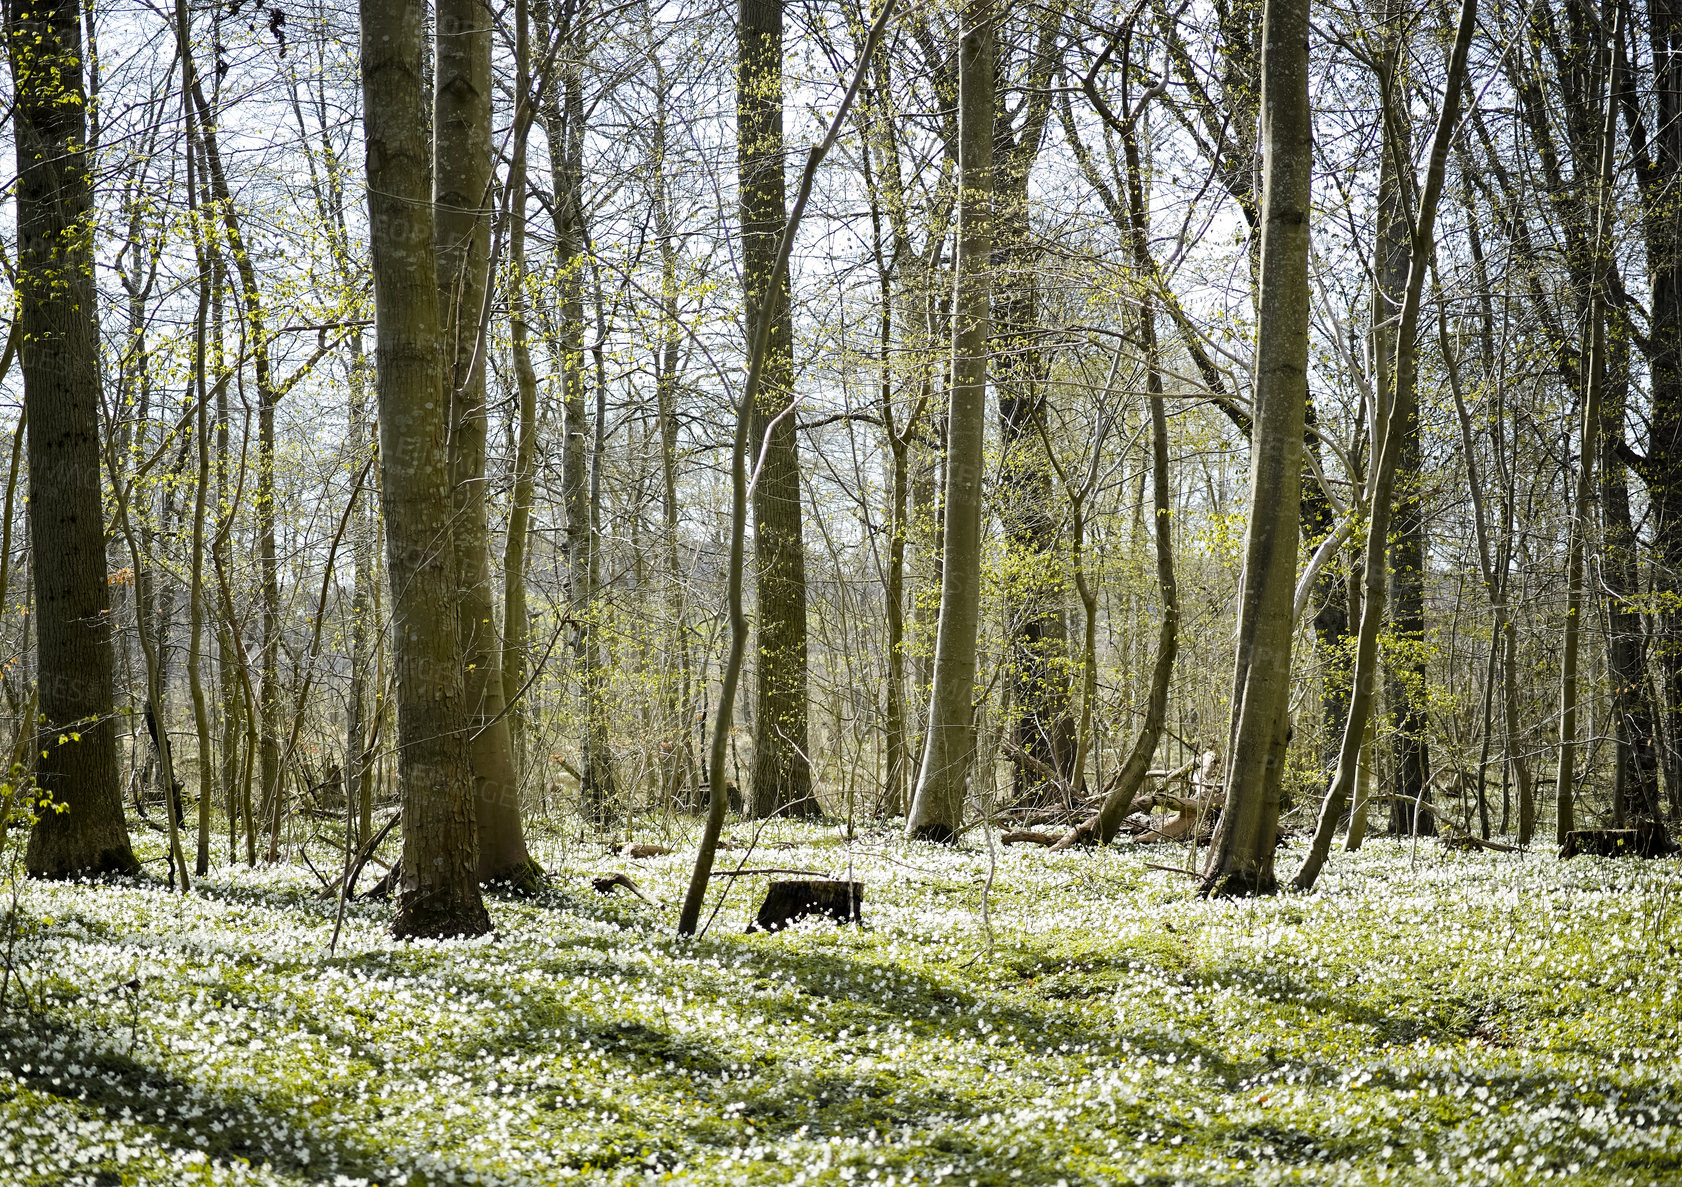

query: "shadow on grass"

left=0, top=1016, right=392, bottom=1184
left=11, top=880, right=1677, bottom=1185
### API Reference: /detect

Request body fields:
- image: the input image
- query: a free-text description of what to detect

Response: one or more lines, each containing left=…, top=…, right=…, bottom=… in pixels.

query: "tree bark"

left=1374, top=0, right=1432, bottom=838
left=906, top=0, right=992, bottom=842
left=739, top=0, right=816, bottom=819
left=434, top=0, right=539, bottom=887
left=1294, top=0, right=1477, bottom=889
left=8, top=0, right=138, bottom=880
left=1556, top=10, right=1622, bottom=847
left=359, top=0, right=490, bottom=939
left=1628, top=0, right=1682, bottom=824
left=541, top=2, right=619, bottom=823
left=991, top=3, right=1073, bottom=805
left=502, top=0, right=538, bottom=770
left=1198, top=0, right=1311, bottom=897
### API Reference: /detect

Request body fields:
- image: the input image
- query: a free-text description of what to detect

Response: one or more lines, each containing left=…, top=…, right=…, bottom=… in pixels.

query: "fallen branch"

left=316, top=812, right=401, bottom=901
left=593, top=872, right=660, bottom=905
left=1144, top=863, right=1201, bottom=878
left=1001, top=830, right=1061, bottom=846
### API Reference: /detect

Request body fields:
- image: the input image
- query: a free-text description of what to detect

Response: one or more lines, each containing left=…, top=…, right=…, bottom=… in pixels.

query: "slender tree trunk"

left=8, top=0, right=138, bottom=880
left=182, top=73, right=284, bottom=860
left=434, top=0, right=539, bottom=887
left=906, top=0, right=992, bottom=842
left=678, top=0, right=892, bottom=925
left=1056, top=99, right=1179, bottom=846
left=1372, top=0, right=1432, bottom=838
left=542, top=4, right=618, bottom=823
left=1558, top=12, right=1622, bottom=846
left=174, top=0, right=217, bottom=877
left=1199, top=0, right=1311, bottom=897
left=502, top=0, right=538, bottom=768
left=1294, top=0, right=1475, bottom=888
left=647, top=29, right=694, bottom=808
left=739, top=0, right=816, bottom=818
left=359, top=0, right=490, bottom=939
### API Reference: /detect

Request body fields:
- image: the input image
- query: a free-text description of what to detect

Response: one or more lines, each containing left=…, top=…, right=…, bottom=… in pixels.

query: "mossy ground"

left=0, top=823, right=1677, bottom=1185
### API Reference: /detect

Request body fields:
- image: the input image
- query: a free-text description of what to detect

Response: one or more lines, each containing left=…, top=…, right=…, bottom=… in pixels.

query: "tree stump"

left=1561, top=819, right=1676, bottom=859
left=747, top=879, right=862, bottom=933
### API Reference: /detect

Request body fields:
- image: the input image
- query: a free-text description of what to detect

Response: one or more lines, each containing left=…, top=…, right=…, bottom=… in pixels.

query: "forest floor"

left=0, top=821, right=1677, bottom=1186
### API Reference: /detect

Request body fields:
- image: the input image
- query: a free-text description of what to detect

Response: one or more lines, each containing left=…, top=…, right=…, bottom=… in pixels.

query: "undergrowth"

left=0, top=824, right=1677, bottom=1185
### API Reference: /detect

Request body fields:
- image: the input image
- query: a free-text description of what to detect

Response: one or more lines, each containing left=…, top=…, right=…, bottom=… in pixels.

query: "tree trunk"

left=502, top=0, right=538, bottom=770
left=1602, top=311, right=1663, bottom=825
left=359, top=0, right=490, bottom=940
left=9, top=0, right=139, bottom=880
left=434, top=0, right=539, bottom=887
left=173, top=0, right=216, bottom=878
left=1631, top=0, right=1682, bottom=824
left=1295, top=0, right=1476, bottom=888
left=906, top=0, right=992, bottom=842
left=1198, top=0, right=1311, bottom=897
left=739, top=0, right=816, bottom=819
left=1373, top=0, right=1432, bottom=838
left=542, top=4, right=618, bottom=823
left=1558, top=10, right=1622, bottom=847
left=991, top=5, right=1072, bottom=806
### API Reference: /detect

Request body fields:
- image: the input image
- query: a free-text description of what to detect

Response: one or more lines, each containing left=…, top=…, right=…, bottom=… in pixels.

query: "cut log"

left=747, top=879, right=862, bottom=933
left=1561, top=820, right=1676, bottom=859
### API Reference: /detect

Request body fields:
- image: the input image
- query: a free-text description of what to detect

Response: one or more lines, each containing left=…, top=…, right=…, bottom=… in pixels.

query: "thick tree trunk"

left=9, top=0, right=138, bottom=880
left=906, top=0, right=992, bottom=842
left=359, top=0, right=490, bottom=940
left=1199, top=0, right=1311, bottom=897
left=1633, top=0, right=1682, bottom=823
left=991, top=6, right=1072, bottom=806
left=1602, top=313, right=1663, bottom=825
left=739, top=0, right=815, bottom=819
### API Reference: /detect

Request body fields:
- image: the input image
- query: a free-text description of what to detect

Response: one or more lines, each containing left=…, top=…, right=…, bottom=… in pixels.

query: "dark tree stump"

left=747, top=879, right=862, bottom=933
left=705, top=780, right=744, bottom=815
left=1562, top=820, right=1676, bottom=859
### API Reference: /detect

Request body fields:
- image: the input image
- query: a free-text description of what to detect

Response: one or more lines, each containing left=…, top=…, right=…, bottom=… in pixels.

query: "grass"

left=0, top=822, right=1677, bottom=1185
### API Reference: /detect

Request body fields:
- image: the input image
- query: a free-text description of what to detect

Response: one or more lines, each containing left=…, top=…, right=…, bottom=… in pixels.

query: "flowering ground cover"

left=0, top=826, right=1677, bottom=1186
